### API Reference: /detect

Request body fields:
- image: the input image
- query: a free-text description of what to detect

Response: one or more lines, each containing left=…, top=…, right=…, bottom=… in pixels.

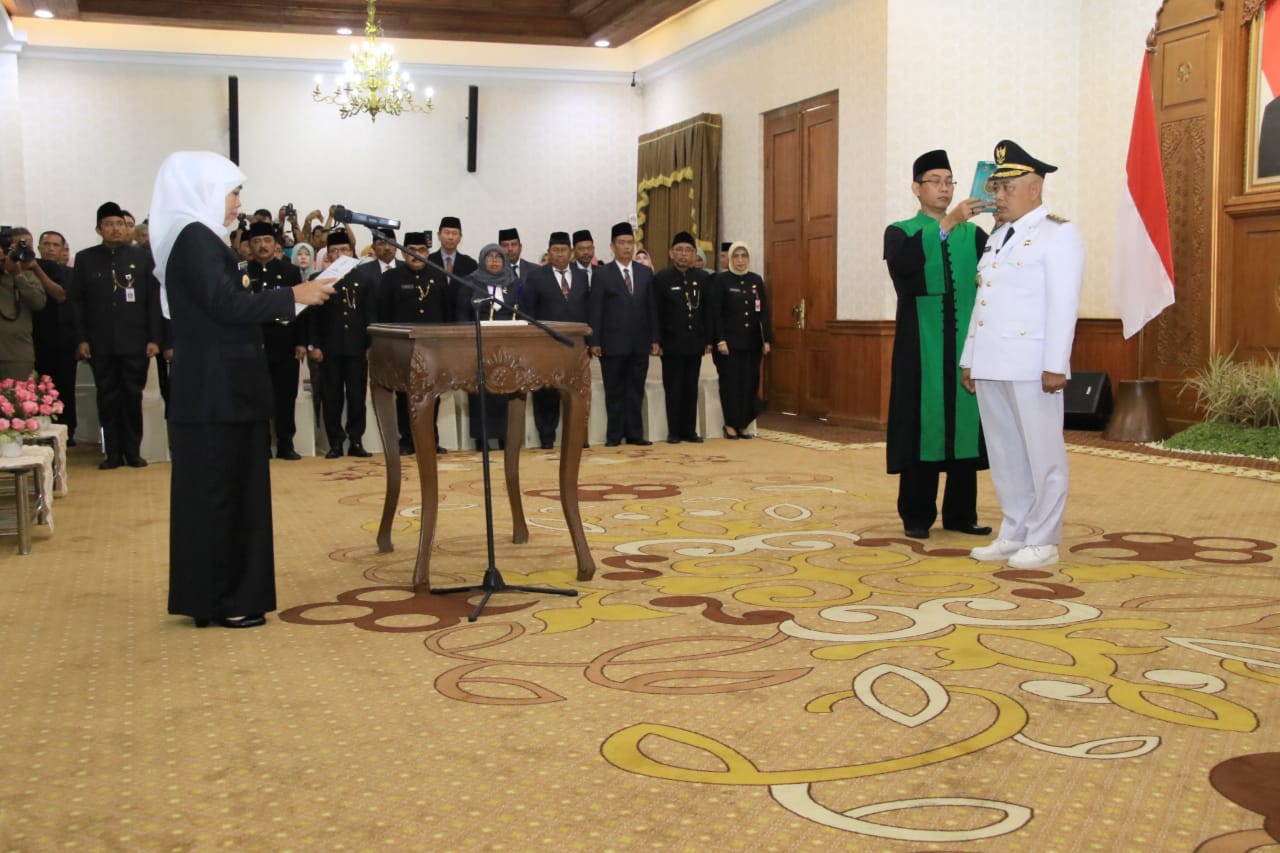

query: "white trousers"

left=974, top=379, right=1068, bottom=546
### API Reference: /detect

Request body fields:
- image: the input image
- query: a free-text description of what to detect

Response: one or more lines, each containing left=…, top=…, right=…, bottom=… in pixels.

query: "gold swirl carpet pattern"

left=2, top=437, right=1278, bottom=851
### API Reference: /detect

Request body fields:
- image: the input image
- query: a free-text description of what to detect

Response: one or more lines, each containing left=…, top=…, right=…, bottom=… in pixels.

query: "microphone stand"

left=360, top=228, right=578, bottom=622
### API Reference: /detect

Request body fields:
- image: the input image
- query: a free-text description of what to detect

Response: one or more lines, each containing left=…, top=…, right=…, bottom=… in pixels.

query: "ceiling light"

left=594, top=39, right=610, bottom=48
left=314, top=0, right=433, bottom=122
left=34, top=9, right=55, bottom=18
left=336, top=27, right=353, bottom=35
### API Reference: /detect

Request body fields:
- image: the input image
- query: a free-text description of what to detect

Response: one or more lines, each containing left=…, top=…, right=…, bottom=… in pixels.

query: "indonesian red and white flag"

left=1112, top=52, right=1175, bottom=340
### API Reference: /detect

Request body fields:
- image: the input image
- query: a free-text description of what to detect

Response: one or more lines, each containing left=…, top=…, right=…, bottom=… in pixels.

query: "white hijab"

left=149, top=151, right=245, bottom=316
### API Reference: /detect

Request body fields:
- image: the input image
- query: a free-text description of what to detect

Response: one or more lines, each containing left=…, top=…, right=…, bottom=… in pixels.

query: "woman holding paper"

left=150, top=151, right=334, bottom=629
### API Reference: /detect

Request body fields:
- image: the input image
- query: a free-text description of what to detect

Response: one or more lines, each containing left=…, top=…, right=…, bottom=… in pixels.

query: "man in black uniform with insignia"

left=306, top=230, right=377, bottom=459
left=654, top=231, right=710, bottom=444
left=378, top=231, right=450, bottom=455
left=245, top=221, right=305, bottom=459
left=519, top=231, right=590, bottom=448
left=71, top=201, right=163, bottom=469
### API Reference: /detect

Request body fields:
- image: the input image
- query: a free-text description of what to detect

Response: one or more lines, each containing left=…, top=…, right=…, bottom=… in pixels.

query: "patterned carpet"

left=2, top=433, right=1278, bottom=851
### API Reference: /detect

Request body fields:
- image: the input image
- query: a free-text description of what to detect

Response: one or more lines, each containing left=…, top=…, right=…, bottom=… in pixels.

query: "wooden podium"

left=367, top=322, right=596, bottom=588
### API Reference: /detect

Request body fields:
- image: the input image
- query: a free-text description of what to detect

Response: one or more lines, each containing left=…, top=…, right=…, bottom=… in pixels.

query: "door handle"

left=793, top=297, right=806, bottom=330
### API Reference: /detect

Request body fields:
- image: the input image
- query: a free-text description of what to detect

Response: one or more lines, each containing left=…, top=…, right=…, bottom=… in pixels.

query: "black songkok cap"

left=253, top=208, right=272, bottom=218
left=912, top=149, right=951, bottom=180
left=96, top=201, right=125, bottom=224
left=671, top=231, right=696, bottom=248
left=991, top=140, right=1058, bottom=179
left=373, top=227, right=395, bottom=242
left=610, top=221, right=634, bottom=241
left=439, top=216, right=462, bottom=231
left=572, top=229, right=593, bottom=245
left=246, top=221, right=277, bottom=240
left=548, top=231, right=571, bottom=247
left=720, top=242, right=731, bottom=252
left=498, top=227, right=520, bottom=242
left=404, top=232, right=428, bottom=246
left=326, top=230, right=351, bottom=247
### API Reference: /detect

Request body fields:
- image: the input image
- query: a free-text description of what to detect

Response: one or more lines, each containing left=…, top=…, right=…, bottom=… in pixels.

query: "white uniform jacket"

left=959, top=204, right=1084, bottom=381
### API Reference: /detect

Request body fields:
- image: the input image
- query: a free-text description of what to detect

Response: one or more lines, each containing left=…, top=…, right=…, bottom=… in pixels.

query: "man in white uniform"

left=959, top=140, right=1084, bottom=570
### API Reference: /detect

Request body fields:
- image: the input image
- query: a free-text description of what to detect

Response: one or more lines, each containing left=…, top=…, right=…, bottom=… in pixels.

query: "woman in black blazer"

left=708, top=242, right=772, bottom=439
left=150, top=151, right=333, bottom=629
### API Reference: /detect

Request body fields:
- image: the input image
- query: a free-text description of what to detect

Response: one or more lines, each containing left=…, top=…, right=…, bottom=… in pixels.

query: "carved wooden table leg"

left=411, top=393, right=441, bottom=589
left=505, top=393, right=529, bottom=544
left=561, top=388, right=596, bottom=580
left=371, top=383, right=399, bottom=554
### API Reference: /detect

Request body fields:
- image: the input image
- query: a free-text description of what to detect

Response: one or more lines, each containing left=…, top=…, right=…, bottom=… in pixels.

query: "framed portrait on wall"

left=1245, top=0, right=1280, bottom=191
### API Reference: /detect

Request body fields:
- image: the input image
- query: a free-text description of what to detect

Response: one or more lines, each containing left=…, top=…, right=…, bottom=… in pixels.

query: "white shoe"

left=970, top=538, right=1025, bottom=561
left=1007, top=545, right=1060, bottom=569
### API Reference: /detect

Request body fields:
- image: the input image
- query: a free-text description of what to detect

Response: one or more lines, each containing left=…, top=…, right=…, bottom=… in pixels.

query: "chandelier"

left=312, top=0, right=433, bottom=121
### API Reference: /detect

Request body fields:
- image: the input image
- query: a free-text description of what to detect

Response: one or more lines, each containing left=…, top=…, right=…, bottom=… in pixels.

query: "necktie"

left=623, top=267, right=633, bottom=295
left=559, top=269, right=571, bottom=299
left=1000, top=227, right=1015, bottom=248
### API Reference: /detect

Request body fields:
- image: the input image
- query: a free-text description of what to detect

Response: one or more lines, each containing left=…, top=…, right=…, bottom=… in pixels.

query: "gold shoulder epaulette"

left=1046, top=213, right=1069, bottom=224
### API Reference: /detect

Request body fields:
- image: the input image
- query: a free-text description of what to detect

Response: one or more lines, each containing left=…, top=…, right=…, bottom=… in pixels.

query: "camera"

left=0, top=227, right=35, bottom=264
left=284, top=203, right=296, bottom=218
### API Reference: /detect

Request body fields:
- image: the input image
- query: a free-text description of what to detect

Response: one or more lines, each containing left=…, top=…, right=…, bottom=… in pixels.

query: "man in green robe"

left=883, top=149, right=990, bottom=539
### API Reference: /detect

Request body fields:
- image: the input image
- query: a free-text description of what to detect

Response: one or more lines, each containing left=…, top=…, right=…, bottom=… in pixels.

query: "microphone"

left=332, top=205, right=401, bottom=230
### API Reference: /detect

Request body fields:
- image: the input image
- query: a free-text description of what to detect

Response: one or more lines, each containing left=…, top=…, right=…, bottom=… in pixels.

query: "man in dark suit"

left=587, top=222, right=658, bottom=447
left=34, top=230, right=79, bottom=444
left=428, top=215, right=476, bottom=285
left=306, top=230, right=378, bottom=459
left=245, top=221, right=305, bottom=459
left=654, top=231, right=711, bottom=443
left=498, top=227, right=540, bottom=292
left=519, top=231, right=590, bottom=448
left=71, top=201, right=163, bottom=469
left=572, top=229, right=600, bottom=290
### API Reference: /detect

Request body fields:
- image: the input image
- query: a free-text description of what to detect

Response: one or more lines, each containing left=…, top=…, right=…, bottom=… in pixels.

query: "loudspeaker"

left=466, top=85, right=478, bottom=173
left=228, top=76, right=239, bottom=165
left=1063, top=371, right=1113, bottom=430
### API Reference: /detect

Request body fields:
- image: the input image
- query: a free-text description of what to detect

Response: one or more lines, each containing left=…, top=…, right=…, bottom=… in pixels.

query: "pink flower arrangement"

left=0, top=375, right=62, bottom=441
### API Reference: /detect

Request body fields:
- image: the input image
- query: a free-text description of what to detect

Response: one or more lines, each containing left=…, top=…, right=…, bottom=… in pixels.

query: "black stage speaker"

left=466, top=85, right=478, bottom=173
left=1063, top=372, right=1113, bottom=430
left=228, top=76, right=239, bottom=165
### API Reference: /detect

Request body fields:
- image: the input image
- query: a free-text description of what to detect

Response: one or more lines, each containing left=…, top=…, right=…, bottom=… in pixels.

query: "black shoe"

left=540, top=441, right=555, bottom=450
left=739, top=433, right=755, bottom=440
left=605, top=440, right=621, bottom=447
left=99, top=457, right=123, bottom=470
left=67, top=438, right=77, bottom=448
left=583, top=442, right=590, bottom=449
left=435, top=445, right=448, bottom=454
left=398, top=442, right=415, bottom=456
left=325, top=447, right=343, bottom=459
left=218, top=614, right=266, bottom=629
left=943, top=524, right=994, bottom=536
left=277, top=448, right=302, bottom=461
left=904, top=526, right=931, bottom=539
left=348, top=444, right=372, bottom=458
left=628, top=438, right=653, bottom=446
left=683, top=435, right=704, bottom=443
left=194, top=618, right=211, bottom=628
left=722, top=427, right=740, bottom=440
left=125, top=456, right=148, bottom=468
left=666, top=436, right=682, bottom=444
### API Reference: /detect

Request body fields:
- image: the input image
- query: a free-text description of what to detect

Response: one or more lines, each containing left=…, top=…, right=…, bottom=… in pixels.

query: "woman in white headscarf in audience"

left=707, top=241, right=772, bottom=439
left=150, top=151, right=334, bottom=630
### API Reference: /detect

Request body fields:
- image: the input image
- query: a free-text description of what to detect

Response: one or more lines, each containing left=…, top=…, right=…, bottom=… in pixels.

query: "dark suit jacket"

left=519, top=264, right=589, bottom=324
left=307, top=260, right=379, bottom=356
left=586, top=261, right=658, bottom=355
left=71, top=243, right=164, bottom=355
left=247, top=258, right=304, bottom=358
left=164, top=222, right=294, bottom=425
left=378, top=264, right=451, bottom=324
left=653, top=265, right=711, bottom=356
left=708, top=271, right=772, bottom=351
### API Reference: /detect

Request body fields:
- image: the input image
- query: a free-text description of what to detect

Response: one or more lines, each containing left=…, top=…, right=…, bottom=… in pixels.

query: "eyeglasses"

left=917, top=178, right=956, bottom=188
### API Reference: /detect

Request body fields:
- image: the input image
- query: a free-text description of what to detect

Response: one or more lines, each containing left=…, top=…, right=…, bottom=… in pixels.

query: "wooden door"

left=763, top=91, right=838, bottom=418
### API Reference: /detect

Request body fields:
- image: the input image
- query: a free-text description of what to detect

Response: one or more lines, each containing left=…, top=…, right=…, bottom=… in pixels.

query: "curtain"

left=635, top=113, right=722, bottom=260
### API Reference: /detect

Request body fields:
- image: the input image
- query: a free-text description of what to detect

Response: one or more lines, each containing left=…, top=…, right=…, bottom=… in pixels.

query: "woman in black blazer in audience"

left=708, top=242, right=772, bottom=439
left=150, top=151, right=333, bottom=629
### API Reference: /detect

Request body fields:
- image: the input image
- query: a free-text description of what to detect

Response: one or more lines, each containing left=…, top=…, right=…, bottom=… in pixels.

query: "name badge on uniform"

left=125, top=287, right=136, bottom=303
left=754, top=298, right=762, bottom=311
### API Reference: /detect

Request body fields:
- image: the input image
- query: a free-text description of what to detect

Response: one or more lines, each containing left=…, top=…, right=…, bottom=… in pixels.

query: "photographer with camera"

left=33, top=230, right=81, bottom=441
left=0, top=226, right=50, bottom=381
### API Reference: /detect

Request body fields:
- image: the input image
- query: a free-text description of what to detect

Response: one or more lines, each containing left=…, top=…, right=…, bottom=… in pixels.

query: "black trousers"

left=89, top=353, right=148, bottom=461
left=396, top=393, right=443, bottom=448
left=319, top=354, right=367, bottom=448
left=467, top=392, right=508, bottom=446
left=168, top=420, right=276, bottom=619
left=661, top=353, right=702, bottom=439
left=897, top=463, right=979, bottom=531
left=266, top=357, right=300, bottom=450
left=600, top=353, right=649, bottom=442
left=531, top=388, right=561, bottom=445
left=713, top=349, right=762, bottom=431
left=34, top=343, right=78, bottom=438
